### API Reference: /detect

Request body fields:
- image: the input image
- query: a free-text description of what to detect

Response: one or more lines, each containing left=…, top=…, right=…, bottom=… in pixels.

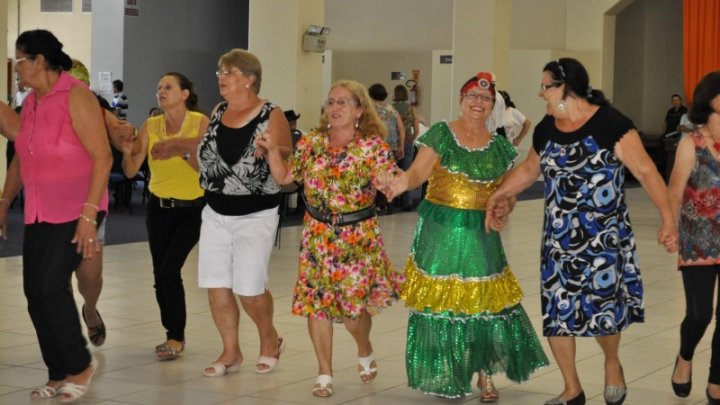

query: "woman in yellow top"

left=121, top=72, right=209, bottom=360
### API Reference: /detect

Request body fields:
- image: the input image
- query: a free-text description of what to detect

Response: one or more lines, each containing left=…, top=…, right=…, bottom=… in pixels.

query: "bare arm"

left=395, top=111, right=405, bottom=155
left=385, top=145, right=438, bottom=200
left=666, top=134, right=695, bottom=223
left=69, top=85, right=113, bottom=258
left=615, top=129, right=678, bottom=252
left=0, top=155, right=23, bottom=239
left=514, top=118, right=532, bottom=146
left=411, top=107, right=420, bottom=142
left=254, top=108, right=294, bottom=185
left=0, top=102, right=20, bottom=140
left=122, top=121, right=149, bottom=178
left=150, top=114, right=210, bottom=171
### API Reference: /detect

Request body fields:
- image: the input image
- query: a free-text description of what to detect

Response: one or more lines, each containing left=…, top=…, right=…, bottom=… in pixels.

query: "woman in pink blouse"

left=5, top=30, right=111, bottom=402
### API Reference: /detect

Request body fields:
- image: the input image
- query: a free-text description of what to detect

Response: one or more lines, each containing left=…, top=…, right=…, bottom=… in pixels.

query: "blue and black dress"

left=533, top=106, right=643, bottom=337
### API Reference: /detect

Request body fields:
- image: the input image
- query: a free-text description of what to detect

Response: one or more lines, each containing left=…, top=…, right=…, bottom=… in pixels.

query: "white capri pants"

left=198, top=205, right=279, bottom=296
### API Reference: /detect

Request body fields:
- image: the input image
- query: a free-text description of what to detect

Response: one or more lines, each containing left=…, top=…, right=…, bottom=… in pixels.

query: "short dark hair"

left=15, top=29, right=72, bottom=72
left=368, top=83, right=388, bottom=101
left=671, top=94, right=682, bottom=100
left=688, top=71, right=720, bottom=125
left=112, top=80, right=124, bottom=92
left=543, top=58, right=610, bottom=107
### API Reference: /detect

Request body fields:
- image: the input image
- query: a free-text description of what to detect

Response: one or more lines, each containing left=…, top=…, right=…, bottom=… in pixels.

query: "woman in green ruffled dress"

left=385, top=72, right=548, bottom=401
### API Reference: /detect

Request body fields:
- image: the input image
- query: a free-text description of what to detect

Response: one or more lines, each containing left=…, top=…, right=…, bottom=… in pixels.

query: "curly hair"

left=318, top=80, right=388, bottom=139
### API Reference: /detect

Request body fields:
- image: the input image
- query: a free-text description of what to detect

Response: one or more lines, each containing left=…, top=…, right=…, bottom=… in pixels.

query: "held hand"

left=151, top=140, right=176, bottom=160
left=71, top=219, right=100, bottom=259
left=383, top=170, right=409, bottom=201
left=512, top=137, right=521, bottom=147
left=109, top=121, right=136, bottom=148
left=658, top=221, right=679, bottom=253
left=485, top=194, right=511, bottom=232
left=254, top=132, right=274, bottom=158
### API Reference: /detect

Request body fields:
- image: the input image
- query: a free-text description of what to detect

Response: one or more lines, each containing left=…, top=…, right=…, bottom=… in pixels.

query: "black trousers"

left=24, top=219, right=94, bottom=381
left=679, top=264, right=720, bottom=384
left=146, top=199, right=202, bottom=342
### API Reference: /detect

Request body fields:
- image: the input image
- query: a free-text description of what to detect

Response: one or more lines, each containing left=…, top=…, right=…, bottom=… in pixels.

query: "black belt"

left=152, top=195, right=205, bottom=209
left=305, top=204, right=376, bottom=226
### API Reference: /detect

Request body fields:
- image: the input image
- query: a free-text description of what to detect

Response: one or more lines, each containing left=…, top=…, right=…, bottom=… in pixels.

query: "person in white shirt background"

left=498, top=90, right=531, bottom=148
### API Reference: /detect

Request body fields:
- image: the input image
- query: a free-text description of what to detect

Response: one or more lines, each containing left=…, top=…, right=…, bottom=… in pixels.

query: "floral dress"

left=287, top=130, right=404, bottom=321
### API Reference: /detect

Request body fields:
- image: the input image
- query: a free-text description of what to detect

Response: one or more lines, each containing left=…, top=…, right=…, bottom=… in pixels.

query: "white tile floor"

left=0, top=189, right=710, bottom=404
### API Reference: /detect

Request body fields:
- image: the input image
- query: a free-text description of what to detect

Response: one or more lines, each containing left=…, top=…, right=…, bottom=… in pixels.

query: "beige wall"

left=331, top=50, right=432, bottom=122
left=249, top=0, right=325, bottom=131
left=7, top=0, right=92, bottom=69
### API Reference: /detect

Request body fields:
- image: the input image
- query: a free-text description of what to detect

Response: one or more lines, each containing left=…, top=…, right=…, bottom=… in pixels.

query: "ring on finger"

left=88, top=238, right=94, bottom=243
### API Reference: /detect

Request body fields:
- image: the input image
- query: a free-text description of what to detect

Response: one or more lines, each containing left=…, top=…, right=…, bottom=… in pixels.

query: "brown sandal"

left=478, top=372, right=499, bottom=403
left=81, top=305, right=106, bottom=347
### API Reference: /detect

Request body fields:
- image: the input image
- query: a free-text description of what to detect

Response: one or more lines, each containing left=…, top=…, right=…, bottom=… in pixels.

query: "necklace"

left=162, top=111, right=188, bottom=138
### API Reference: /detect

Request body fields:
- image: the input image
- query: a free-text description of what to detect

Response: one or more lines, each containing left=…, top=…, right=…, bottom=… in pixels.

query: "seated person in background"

left=284, top=109, right=303, bottom=147
left=663, top=93, right=688, bottom=136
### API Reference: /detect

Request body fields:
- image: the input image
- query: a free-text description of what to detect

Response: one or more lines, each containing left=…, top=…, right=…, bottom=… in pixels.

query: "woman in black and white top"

left=197, top=48, right=292, bottom=378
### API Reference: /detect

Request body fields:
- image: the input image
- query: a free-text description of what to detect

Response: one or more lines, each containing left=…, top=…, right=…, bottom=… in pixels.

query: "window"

left=40, top=0, right=73, bottom=13
left=82, top=0, right=92, bottom=13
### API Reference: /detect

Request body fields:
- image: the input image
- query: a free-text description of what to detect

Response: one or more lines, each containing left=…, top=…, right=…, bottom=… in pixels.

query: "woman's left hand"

left=658, top=221, right=678, bottom=253
left=254, top=131, right=274, bottom=157
left=151, top=139, right=177, bottom=160
left=72, top=220, right=100, bottom=259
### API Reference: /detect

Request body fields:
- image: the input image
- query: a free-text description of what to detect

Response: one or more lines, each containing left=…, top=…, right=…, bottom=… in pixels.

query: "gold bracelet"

left=83, top=202, right=99, bottom=211
left=79, top=214, right=97, bottom=226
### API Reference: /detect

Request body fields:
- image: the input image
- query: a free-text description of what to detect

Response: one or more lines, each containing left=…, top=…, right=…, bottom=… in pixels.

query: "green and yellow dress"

left=403, top=121, right=548, bottom=397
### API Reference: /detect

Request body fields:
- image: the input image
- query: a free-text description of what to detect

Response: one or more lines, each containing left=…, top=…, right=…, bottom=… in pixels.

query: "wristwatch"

left=182, top=152, right=191, bottom=160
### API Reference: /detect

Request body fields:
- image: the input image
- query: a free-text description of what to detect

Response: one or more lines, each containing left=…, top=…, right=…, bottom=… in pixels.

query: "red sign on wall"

left=125, top=0, right=139, bottom=17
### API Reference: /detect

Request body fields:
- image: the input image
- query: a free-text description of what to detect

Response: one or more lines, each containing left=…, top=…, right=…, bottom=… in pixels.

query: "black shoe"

left=544, top=391, right=585, bottom=405
left=671, top=355, right=691, bottom=397
left=708, top=388, right=720, bottom=404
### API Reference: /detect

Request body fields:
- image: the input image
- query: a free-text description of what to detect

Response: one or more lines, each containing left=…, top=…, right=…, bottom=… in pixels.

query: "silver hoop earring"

left=556, top=100, right=567, bottom=112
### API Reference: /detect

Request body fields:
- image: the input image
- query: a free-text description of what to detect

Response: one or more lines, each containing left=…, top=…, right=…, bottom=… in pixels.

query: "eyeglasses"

left=324, top=98, right=356, bottom=108
left=215, top=69, right=242, bottom=78
left=13, top=56, right=33, bottom=65
left=463, top=93, right=494, bottom=103
left=540, top=82, right=563, bottom=91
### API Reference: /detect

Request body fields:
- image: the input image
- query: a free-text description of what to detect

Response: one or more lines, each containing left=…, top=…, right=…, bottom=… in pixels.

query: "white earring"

left=355, top=119, right=359, bottom=129
left=245, top=84, right=250, bottom=89
left=556, top=100, right=567, bottom=112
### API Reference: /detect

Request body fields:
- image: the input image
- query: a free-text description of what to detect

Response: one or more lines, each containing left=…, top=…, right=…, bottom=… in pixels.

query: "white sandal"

left=58, top=357, right=97, bottom=403
left=30, top=384, right=58, bottom=399
left=312, top=374, right=333, bottom=397
left=255, top=337, right=286, bottom=374
left=358, top=353, right=378, bottom=383
left=202, top=361, right=242, bottom=377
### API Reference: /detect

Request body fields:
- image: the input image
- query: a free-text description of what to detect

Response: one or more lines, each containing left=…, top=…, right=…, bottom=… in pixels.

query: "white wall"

left=90, top=0, right=124, bottom=105
left=431, top=50, right=454, bottom=124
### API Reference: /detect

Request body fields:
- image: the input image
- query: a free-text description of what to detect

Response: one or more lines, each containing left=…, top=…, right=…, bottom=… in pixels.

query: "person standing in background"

left=392, top=85, right=420, bottom=210
left=663, top=94, right=688, bottom=135
left=498, top=90, right=531, bottom=148
left=112, top=79, right=129, bottom=120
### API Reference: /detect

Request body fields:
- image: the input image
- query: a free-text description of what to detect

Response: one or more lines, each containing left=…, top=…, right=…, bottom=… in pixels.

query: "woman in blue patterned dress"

left=485, top=58, right=678, bottom=405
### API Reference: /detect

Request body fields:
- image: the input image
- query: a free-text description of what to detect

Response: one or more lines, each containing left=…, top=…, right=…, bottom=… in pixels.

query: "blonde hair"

left=318, top=80, right=387, bottom=139
left=218, top=48, right=262, bottom=94
left=69, top=58, right=90, bottom=85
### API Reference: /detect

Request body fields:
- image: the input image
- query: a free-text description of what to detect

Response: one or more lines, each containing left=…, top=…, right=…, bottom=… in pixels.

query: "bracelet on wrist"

left=83, top=202, right=99, bottom=211
left=79, top=214, right=97, bottom=226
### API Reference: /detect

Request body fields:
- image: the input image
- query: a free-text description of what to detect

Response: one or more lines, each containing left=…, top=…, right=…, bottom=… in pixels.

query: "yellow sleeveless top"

left=147, top=111, right=204, bottom=200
